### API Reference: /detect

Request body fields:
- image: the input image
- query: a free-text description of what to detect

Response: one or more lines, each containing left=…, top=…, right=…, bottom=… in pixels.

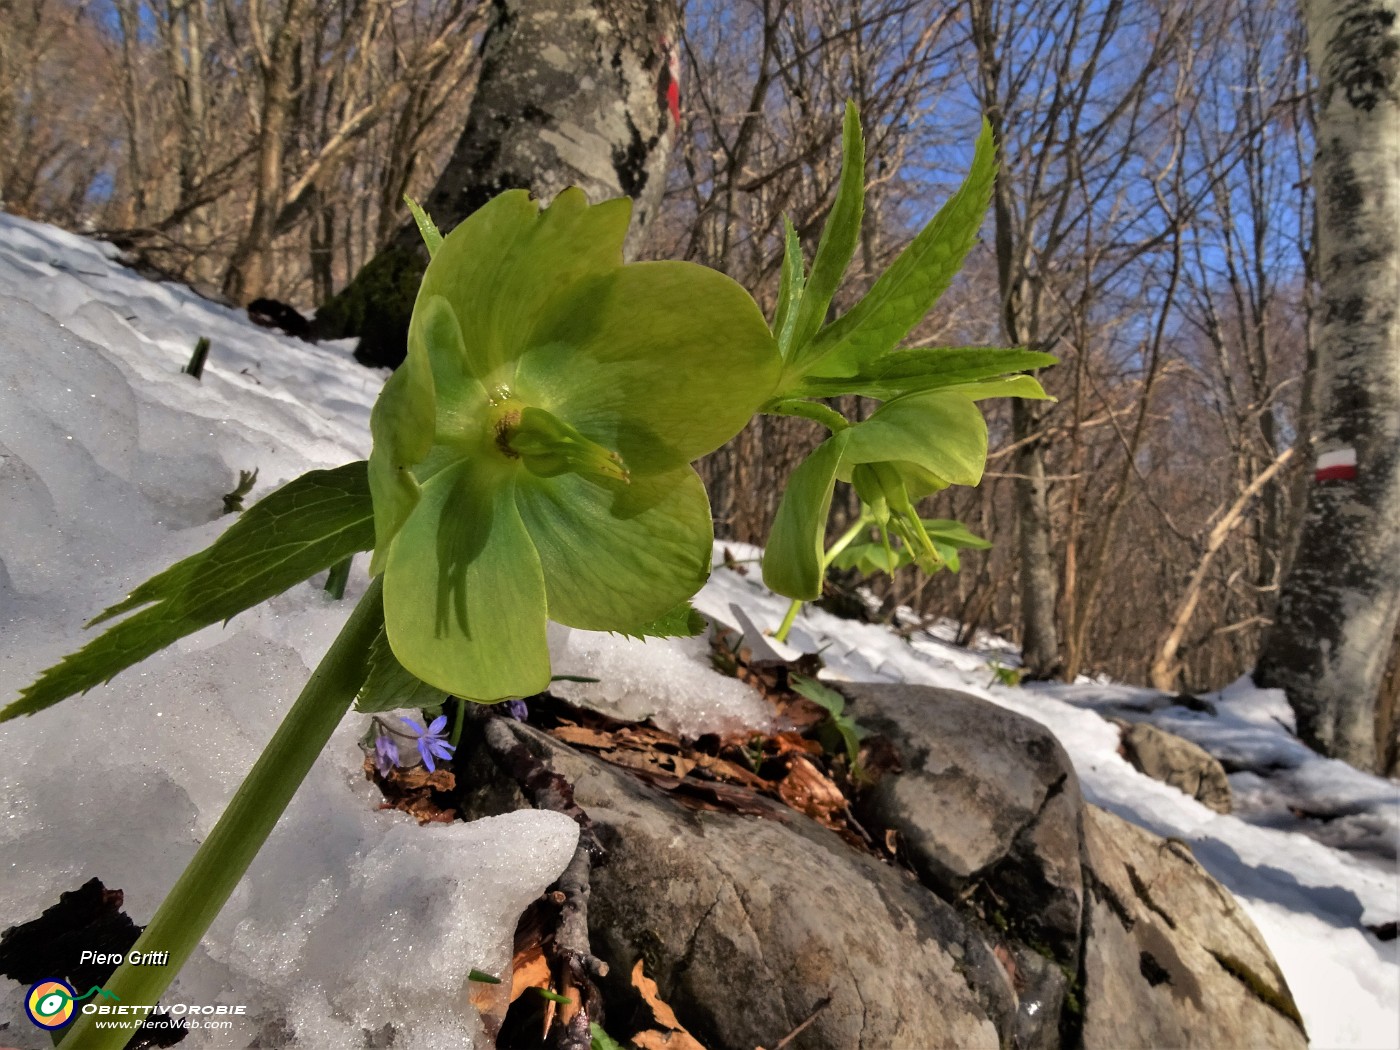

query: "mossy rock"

left=313, top=242, right=427, bottom=369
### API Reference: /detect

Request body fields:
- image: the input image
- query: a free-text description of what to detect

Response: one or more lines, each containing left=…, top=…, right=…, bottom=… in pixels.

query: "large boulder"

left=460, top=683, right=1305, bottom=1050
left=1080, top=805, right=1305, bottom=1048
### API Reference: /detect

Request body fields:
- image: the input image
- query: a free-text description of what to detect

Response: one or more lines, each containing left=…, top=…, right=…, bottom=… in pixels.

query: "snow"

left=0, top=214, right=577, bottom=1049
left=1, top=212, right=1396, bottom=1048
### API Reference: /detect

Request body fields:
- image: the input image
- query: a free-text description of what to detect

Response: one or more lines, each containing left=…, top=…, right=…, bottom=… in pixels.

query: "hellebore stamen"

left=508, top=406, right=630, bottom=483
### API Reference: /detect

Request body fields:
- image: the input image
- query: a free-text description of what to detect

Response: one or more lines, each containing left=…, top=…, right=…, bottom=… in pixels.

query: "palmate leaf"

left=357, top=626, right=451, bottom=714
left=790, top=674, right=866, bottom=770
left=763, top=431, right=852, bottom=600
left=3, top=462, right=376, bottom=721
left=613, top=600, right=708, bottom=641
left=404, top=195, right=443, bottom=257
left=799, top=120, right=998, bottom=382
left=785, top=100, right=866, bottom=366
left=792, top=346, right=1057, bottom=400
left=772, top=216, right=807, bottom=356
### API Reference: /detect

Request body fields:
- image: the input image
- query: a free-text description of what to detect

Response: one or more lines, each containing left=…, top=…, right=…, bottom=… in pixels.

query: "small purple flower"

left=404, top=715, right=456, bottom=772
left=373, top=731, right=400, bottom=777
left=504, top=699, right=529, bottom=722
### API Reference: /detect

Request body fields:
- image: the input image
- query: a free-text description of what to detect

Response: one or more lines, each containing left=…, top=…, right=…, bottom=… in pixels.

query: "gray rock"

left=1117, top=720, right=1233, bottom=814
left=467, top=715, right=1019, bottom=1050
left=460, top=682, right=1305, bottom=1050
left=844, top=684, right=1085, bottom=1049
left=1080, top=805, right=1306, bottom=1048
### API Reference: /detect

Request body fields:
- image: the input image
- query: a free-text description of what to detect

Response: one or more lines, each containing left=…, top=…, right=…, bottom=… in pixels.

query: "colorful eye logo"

left=25, top=979, right=77, bottom=1029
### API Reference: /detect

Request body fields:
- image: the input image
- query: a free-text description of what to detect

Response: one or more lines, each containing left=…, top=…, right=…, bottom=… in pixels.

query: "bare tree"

left=313, top=0, right=683, bottom=367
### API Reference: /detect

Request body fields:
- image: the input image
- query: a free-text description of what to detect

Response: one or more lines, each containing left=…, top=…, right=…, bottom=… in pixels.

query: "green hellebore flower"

left=368, top=188, right=781, bottom=701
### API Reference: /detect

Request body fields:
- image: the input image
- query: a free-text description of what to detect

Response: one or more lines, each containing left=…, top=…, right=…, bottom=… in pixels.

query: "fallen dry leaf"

left=549, top=724, right=617, bottom=749
left=510, top=944, right=551, bottom=1005
left=776, top=754, right=846, bottom=826
left=365, top=758, right=456, bottom=824
left=993, top=944, right=1020, bottom=989
left=632, top=960, right=707, bottom=1050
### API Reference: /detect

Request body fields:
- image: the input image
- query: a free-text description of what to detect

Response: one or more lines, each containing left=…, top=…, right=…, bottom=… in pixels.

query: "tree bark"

left=1254, top=0, right=1400, bottom=769
left=314, top=0, right=681, bottom=368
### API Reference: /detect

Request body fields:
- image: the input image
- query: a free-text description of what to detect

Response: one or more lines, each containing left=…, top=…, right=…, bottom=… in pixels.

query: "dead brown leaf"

left=632, top=960, right=707, bottom=1050
left=365, top=758, right=457, bottom=824
left=510, top=944, right=551, bottom=1004
left=549, top=724, right=616, bottom=749
left=776, top=754, right=846, bottom=826
left=993, top=944, right=1019, bottom=989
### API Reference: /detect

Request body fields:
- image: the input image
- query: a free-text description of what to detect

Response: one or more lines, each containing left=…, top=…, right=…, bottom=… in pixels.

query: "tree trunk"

left=1012, top=398, right=1064, bottom=678
left=314, top=0, right=681, bottom=368
left=1254, top=0, right=1400, bottom=770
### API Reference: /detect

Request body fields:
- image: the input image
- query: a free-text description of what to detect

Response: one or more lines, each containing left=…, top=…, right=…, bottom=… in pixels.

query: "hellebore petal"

left=515, top=262, right=781, bottom=473
left=383, top=458, right=550, bottom=701
left=417, top=187, right=631, bottom=389
left=762, top=431, right=852, bottom=600
left=514, top=466, right=712, bottom=631
left=838, top=391, right=987, bottom=487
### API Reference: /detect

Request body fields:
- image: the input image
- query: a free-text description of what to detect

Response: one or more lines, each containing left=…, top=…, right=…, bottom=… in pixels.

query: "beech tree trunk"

left=1254, top=0, right=1400, bottom=770
left=315, top=0, right=681, bottom=368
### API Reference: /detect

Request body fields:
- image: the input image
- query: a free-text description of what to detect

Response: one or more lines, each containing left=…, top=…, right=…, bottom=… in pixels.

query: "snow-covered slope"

left=0, top=213, right=1395, bottom=1048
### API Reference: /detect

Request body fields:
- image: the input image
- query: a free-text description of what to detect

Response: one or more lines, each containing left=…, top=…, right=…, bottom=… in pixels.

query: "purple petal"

left=374, top=734, right=400, bottom=776
left=427, top=714, right=449, bottom=736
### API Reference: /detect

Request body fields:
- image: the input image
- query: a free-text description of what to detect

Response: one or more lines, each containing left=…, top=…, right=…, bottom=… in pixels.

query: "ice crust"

left=0, top=213, right=1396, bottom=1049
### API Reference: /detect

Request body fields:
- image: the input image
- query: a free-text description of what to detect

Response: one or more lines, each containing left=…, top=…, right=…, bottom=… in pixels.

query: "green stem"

left=774, top=597, right=803, bottom=644
left=61, top=577, right=384, bottom=1050
left=773, top=516, right=869, bottom=643
left=449, top=696, right=466, bottom=748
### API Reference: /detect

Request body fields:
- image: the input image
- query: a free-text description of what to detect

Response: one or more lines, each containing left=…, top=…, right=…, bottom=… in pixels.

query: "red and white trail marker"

left=1315, top=447, right=1358, bottom=482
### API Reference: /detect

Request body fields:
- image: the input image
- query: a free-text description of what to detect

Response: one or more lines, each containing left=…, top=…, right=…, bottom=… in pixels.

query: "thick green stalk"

left=61, top=577, right=384, bottom=1049
left=773, top=516, right=869, bottom=643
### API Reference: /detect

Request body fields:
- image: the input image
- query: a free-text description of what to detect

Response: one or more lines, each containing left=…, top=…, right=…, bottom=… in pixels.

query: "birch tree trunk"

left=1254, top=0, right=1400, bottom=769
left=315, top=0, right=681, bottom=368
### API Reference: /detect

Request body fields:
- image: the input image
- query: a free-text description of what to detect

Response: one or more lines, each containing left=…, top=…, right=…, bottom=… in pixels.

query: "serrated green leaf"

left=773, top=216, right=806, bottom=355
left=762, top=431, right=852, bottom=600
left=798, top=120, right=997, bottom=381
left=790, top=673, right=846, bottom=716
left=356, top=626, right=451, bottom=713
left=404, top=195, right=443, bottom=257
left=936, top=542, right=962, bottom=573
left=792, top=346, right=1056, bottom=399
left=4, top=462, right=375, bottom=721
left=590, top=1024, right=626, bottom=1050
left=791, top=675, right=865, bottom=769
left=614, top=601, right=708, bottom=641
left=787, top=101, right=865, bottom=363
left=940, top=374, right=1053, bottom=401
left=920, top=519, right=992, bottom=550
left=831, top=539, right=908, bottom=575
